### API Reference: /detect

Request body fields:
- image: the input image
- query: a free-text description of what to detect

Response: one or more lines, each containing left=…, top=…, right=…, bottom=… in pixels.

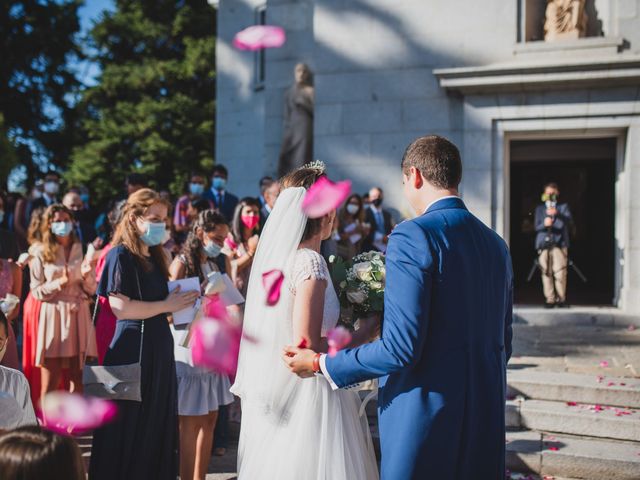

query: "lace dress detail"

left=289, top=249, right=340, bottom=336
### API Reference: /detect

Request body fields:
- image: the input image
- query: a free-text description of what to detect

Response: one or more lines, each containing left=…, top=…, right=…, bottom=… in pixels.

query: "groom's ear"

left=411, top=166, right=424, bottom=190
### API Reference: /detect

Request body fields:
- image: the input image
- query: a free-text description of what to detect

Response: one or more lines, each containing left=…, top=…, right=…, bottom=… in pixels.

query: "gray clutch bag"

left=83, top=266, right=145, bottom=402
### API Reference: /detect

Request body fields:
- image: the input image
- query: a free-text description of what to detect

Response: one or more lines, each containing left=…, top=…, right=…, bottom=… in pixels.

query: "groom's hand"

left=282, top=346, right=317, bottom=378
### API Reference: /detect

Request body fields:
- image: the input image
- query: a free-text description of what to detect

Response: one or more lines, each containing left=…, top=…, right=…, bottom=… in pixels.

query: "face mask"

left=32, top=188, right=43, bottom=199
left=241, top=215, right=260, bottom=230
left=203, top=240, right=222, bottom=258
left=212, top=177, right=227, bottom=191
left=346, top=204, right=359, bottom=215
left=44, top=181, right=60, bottom=195
left=162, top=228, right=172, bottom=245
left=189, top=183, right=205, bottom=196
left=0, top=210, right=4, bottom=224
left=139, top=221, right=167, bottom=247
left=80, top=193, right=90, bottom=205
left=372, top=198, right=383, bottom=208
left=51, top=221, right=73, bottom=237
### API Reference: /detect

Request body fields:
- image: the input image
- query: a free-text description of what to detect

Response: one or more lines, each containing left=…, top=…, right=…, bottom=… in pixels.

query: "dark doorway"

left=509, top=138, right=616, bottom=306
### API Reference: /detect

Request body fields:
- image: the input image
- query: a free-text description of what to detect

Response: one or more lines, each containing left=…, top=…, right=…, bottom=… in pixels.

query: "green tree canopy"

left=67, top=0, right=216, bottom=207
left=0, top=0, right=82, bottom=184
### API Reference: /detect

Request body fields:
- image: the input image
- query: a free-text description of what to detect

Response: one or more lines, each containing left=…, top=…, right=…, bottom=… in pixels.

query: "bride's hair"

left=280, top=165, right=326, bottom=241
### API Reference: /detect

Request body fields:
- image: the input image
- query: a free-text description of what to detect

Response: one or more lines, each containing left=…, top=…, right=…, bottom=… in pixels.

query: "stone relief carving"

left=544, top=0, right=588, bottom=41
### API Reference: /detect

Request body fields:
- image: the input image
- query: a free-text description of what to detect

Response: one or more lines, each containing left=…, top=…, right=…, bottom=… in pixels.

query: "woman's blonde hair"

left=39, top=204, right=77, bottom=263
left=112, top=188, right=170, bottom=278
left=27, top=206, right=46, bottom=246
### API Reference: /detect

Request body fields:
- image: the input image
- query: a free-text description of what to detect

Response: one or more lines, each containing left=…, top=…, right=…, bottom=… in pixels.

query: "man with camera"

left=534, top=182, right=573, bottom=308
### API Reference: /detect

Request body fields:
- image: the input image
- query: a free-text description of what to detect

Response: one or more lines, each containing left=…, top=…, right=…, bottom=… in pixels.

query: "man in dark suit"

left=285, top=135, right=513, bottom=480
left=62, top=191, right=97, bottom=250
left=203, top=164, right=239, bottom=221
left=363, top=187, right=394, bottom=252
left=534, top=182, right=573, bottom=308
left=29, top=171, right=60, bottom=213
left=259, top=179, right=280, bottom=228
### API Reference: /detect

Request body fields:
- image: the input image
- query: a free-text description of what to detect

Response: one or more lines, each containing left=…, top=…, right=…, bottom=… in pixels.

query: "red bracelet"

left=312, top=353, right=321, bottom=373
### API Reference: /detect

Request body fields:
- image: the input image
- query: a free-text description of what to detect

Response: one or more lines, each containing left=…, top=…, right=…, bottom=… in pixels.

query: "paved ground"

left=204, top=322, right=640, bottom=478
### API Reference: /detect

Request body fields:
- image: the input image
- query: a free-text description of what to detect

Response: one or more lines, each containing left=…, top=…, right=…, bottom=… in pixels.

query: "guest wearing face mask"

left=30, top=172, right=61, bottom=212
left=89, top=189, right=199, bottom=480
left=363, top=187, right=395, bottom=253
left=62, top=191, right=98, bottom=251
left=203, top=165, right=238, bottom=221
left=29, top=204, right=98, bottom=403
left=174, top=173, right=214, bottom=241
left=226, top=198, right=261, bottom=299
left=336, top=194, right=371, bottom=259
left=168, top=210, right=234, bottom=480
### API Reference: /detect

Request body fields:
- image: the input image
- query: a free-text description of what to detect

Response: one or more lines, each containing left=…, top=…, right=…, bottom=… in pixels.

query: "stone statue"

left=544, top=0, right=588, bottom=41
left=278, top=63, right=314, bottom=176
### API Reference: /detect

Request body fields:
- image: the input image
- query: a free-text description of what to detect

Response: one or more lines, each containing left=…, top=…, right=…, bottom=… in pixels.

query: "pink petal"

left=566, top=401, right=578, bottom=406
left=203, top=295, right=229, bottom=320
left=326, top=326, right=352, bottom=358
left=607, top=382, right=615, bottom=387
left=596, top=375, right=604, bottom=383
left=302, top=177, right=352, bottom=219
left=262, top=269, right=285, bottom=306
left=39, top=392, right=117, bottom=435
left=599, top=360, right=609, bottom=368
left=297, top=338, right=308, bottom=349
left=224, top=237, right=238, bottom=251
left=191, top=316, right=242, bottom=375
left=233, top=25, right=286, bottom=51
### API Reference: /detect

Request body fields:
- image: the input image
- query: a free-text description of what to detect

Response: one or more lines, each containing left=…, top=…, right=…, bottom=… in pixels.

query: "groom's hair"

left=401, top=135, right=462, bottom=189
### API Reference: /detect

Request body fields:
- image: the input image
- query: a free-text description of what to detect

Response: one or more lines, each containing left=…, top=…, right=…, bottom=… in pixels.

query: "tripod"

left=527, top=242, right=588, bottom=304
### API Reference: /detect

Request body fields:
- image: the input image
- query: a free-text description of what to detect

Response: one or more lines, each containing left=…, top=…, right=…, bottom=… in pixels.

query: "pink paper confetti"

left=327, top=326, right=352, bottom=357
left=224, top=237, right=238, bottom=251
left=203, top=295, right=228, bottom=320
left=596, top=375, right=604, bottom=383
left=566, top=401, right=578, bottom=406
left=39, top=392, right=117, bottom=435
left=262, top=269, right=285, bottom=306
left=301, top=176, right=352, bottom=219
left=297, top=338, right=308, bottom=349
left=191, top=315, right=242, bottom=375
left=607, top=382, right=616, bottom=387
left=599, top=360, right=609, bottom=368
left=233, top=25, right=286, bottom=51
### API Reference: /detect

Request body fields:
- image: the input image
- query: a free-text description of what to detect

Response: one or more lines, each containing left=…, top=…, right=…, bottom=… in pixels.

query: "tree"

left=66, top=0, right=216, bottom=207
left=0, top=0, right=82, bottom=184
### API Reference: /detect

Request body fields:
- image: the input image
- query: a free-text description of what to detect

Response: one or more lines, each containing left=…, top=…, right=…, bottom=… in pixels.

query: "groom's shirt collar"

left=423, top=195, right=460, bottom=214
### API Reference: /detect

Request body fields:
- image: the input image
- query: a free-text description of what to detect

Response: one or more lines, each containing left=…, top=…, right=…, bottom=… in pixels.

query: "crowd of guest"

left=0, top=163, right=396, bottom=479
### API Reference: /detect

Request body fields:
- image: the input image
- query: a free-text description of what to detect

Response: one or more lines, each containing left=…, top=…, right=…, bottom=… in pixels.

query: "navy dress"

left=89, top=245, right=178, bottom=480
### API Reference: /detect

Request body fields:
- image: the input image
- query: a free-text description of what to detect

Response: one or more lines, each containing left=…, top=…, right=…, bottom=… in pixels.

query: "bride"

left=230, top=163, right=379, bottom=479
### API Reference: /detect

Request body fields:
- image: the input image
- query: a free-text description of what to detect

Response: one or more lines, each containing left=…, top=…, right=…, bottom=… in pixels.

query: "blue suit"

left=325, top=197, right=513, bottom=480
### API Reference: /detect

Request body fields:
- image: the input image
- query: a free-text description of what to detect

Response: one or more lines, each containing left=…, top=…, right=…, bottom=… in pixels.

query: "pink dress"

left=0, top=259, right=20, bottom=370
left=94, top=244, right=116, bottom=364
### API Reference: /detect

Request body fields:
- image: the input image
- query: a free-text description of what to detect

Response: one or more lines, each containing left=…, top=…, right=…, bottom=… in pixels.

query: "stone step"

left=506, top=399, right=640, bottom=442
left=513, top=307, right=640, bottom=327
left=506, top=430, right=640, bottom=480
left=508, top=370, right=640, bottom=408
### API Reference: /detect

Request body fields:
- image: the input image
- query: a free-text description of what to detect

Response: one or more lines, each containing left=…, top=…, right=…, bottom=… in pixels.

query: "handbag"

left=82, top=267, right=145, bottom=402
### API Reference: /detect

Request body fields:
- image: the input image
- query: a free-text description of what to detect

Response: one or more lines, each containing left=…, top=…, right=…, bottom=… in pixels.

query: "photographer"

left=534, top=182, right=573, bottom=308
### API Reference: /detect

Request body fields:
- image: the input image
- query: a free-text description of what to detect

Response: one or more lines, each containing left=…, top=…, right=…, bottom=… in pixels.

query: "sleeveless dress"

left=236, top=248, right=379, bottom=480
left=89, top=245, right=178, bottom=480
left=171, top=256, right=234, bottom=416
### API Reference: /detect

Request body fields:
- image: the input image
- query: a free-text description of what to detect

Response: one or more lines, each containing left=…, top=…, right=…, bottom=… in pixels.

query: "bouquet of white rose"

left=329, top=251, right=386, bottom=325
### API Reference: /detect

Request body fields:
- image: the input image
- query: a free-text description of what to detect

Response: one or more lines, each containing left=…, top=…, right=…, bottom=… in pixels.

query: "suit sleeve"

left=325, top=220, right=432, bottom=387
left=534, top=206, right=546, bottom=233
left=504, top=249, right=514, bottom=363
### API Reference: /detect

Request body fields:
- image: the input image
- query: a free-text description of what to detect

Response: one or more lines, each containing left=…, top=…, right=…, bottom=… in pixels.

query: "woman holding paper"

left=336, top=194, right=370, bottom=259
left=168, top=209, right=234, bottom=480
left=226, top=197, right=261, bottom=298
left=89, top=189, right=199, bottom=480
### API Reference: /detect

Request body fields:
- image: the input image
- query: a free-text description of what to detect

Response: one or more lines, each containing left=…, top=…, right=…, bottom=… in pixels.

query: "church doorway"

left=509, top=137, right=617, bottom=306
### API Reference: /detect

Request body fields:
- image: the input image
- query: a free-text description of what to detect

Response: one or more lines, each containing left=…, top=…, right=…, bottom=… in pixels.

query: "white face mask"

left=346, top=204, right=359, bottom=215
left=44, top=181, right=60, bottom=195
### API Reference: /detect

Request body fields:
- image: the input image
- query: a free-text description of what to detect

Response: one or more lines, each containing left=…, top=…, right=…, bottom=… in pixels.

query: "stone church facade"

left=215, top=0, right=640, bottom=315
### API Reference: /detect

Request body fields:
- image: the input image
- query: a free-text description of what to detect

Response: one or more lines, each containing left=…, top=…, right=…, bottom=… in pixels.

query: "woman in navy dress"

left=89, top=189, right=199, bottom=480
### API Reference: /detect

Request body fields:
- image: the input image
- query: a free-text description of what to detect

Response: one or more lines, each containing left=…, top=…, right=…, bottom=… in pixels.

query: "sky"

left=75, top=0, right=115, bottom=86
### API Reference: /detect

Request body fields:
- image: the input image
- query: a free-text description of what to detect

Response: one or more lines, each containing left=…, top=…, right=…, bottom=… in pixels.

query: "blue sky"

left=75, top=0, right=115, bottom=86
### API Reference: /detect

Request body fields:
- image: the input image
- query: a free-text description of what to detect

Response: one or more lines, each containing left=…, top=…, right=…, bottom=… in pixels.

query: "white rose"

left=370, top=281, right=383, bottom=291
left=339, top=281, right=347, bottom=289
left=353, top=261, right=373, bottom=282
left=346, top=289, right=368, bottom=305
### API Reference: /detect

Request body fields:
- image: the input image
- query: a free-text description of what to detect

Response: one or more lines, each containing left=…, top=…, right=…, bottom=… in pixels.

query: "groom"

left=284, top=135, right=513, bottom=479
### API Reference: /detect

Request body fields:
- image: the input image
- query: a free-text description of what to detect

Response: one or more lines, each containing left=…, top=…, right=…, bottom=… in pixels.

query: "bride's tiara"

left=301, top=160, right=326, bottom=173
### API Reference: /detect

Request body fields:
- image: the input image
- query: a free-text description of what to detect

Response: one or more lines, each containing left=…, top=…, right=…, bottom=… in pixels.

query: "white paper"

left=167, top=277, right=200, bottom=325
left=206, top=271, right=245, bottom=305
left=349, top=233, right=362, bottom=244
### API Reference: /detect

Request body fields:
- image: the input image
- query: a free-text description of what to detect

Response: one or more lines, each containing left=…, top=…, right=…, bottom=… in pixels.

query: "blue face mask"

left=140, top=221, right=167, bottom=247
left=212, top=177, right=227, bottom=191
left=189, top=183, right=205, bottom=196
left=203, top=240, right=222, bottom=258
left=51, top=221, right=73, bottom=237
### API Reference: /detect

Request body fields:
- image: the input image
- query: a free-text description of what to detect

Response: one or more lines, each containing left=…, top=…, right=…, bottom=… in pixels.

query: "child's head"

left=0, top=426, right=85, bottom=480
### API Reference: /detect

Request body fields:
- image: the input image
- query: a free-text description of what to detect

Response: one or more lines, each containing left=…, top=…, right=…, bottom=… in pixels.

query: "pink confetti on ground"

left=39, top=392, right=117, bottom=435
left=262, top=269, right=285, bottom=306
left=596, top=375, right=604, bottom=383
left=327, top=326, right=352, bottom=357
left=599, top=360, right=609, bottom=368
left=301, top=176, right=352, bottom=219
left=566, top=401, right=578, bottom=406
left=233, top=25, right=286, bottom=51
left=628, top=325, right=636, bottom=331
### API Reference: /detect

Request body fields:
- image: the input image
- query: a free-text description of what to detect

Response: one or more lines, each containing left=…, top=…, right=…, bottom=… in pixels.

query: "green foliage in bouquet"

left=329, top=251, right=386, bottom=324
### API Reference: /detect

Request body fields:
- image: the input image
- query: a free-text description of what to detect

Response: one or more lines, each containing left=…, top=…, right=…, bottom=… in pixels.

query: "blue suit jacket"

left=325, top=197, right=513, bottom=480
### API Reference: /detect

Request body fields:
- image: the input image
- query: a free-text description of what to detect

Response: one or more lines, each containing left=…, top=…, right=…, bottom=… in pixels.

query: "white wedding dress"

left=231, top=188, right=379, bottom=480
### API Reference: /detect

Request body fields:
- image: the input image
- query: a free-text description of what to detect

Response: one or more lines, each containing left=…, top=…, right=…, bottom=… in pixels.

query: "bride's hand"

left=282, top=346, right=317, bottom=378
